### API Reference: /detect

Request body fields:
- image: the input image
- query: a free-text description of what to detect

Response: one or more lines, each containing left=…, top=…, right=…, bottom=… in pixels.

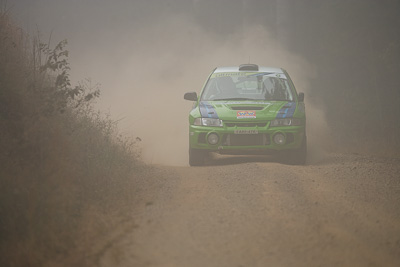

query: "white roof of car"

left=214, top=66, right=284, bottom=73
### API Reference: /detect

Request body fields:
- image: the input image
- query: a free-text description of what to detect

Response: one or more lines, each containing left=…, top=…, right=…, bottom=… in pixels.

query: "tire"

left=284, top=136, right=307, bottom=165
left=189, top=148, right=206, bottom=166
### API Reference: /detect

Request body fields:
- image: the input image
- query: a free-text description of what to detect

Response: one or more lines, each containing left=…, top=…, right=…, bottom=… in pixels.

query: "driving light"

left=273, top=133, right=286, bottom=145
left=270, top=118, right=301, bottom=127
left=194, top=118, right=223, bottom=127
left=207, top=133, right=219, bottom=145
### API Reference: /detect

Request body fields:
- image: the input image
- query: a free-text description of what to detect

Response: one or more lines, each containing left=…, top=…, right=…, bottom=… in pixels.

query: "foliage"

left=30, top=38, right=100, bottom=115
left=0, top=11, right=141, bottom=266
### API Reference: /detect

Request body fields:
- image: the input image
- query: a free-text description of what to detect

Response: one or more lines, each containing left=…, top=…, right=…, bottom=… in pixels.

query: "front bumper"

left=189, top=123, right=305, bottom=155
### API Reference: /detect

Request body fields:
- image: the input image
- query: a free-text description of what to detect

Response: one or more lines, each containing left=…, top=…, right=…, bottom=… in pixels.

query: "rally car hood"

left=198, top=100, right=297, bottom=121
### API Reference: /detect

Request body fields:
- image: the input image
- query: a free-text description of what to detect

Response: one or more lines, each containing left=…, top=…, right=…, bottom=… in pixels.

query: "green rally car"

left=184, top=64, right=306, bottom=166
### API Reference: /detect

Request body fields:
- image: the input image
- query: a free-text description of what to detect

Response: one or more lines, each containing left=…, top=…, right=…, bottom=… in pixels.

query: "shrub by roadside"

left=0, top=11, right=143, bottom=266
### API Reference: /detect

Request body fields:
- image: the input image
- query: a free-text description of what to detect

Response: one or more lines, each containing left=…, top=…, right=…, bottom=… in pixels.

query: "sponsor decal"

left=212, top=72, right=287, bottom=79
left=246, top=72, right=274, bottom=77
left=213, top=72, right=251, bottom=77
left=234, top=129, right=259, bottom=134
left=237, top=110, right=256, bottom=119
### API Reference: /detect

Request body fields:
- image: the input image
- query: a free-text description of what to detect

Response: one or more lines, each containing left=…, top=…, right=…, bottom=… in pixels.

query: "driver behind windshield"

left=201, top=73, right=293, bottom=101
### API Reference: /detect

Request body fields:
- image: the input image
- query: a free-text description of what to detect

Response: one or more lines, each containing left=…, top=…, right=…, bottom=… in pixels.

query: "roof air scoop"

left=239, top=64, right=259, bottom=71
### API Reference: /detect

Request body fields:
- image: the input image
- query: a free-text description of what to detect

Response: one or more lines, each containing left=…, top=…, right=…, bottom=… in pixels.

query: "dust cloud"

left=12, top=1, right=329, bottom=166
left=91, top=15, right=325, bottom=166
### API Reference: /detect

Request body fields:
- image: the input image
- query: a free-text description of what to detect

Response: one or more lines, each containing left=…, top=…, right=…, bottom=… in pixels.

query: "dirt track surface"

left=94, top=153, right=400, bottom=267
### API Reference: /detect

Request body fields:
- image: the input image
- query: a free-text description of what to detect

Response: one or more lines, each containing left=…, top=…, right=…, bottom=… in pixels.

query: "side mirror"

left=184, top=92, right=198, bottom=101
left=298, top=92, right=305, bottom=102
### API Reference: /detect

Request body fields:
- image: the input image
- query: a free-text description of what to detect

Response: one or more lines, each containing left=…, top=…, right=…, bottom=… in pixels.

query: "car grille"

left=230, top=106, right=265, bottom=110
left=225, top=122, right=267, bottom=127
left=222, top=134, right=270, bottom=146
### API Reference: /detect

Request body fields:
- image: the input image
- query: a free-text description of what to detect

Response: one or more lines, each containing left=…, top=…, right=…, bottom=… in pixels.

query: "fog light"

left=207, top=133, right=219, bottom=145
left=273, top=133, right=286, bottom=145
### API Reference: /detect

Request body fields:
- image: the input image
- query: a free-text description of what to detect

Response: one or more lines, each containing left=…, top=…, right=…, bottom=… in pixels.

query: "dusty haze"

left=98, top=17, right=320, bottom=166
left=11, top=0, right=398, bottom=164
left=3, top=2, right=400, bottom=266
left=11, top=0, right=322, bottom=166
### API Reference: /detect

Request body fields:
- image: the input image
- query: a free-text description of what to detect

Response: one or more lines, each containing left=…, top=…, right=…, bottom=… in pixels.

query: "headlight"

left=194, top=118, right=223, bottom=127
left=270, top=118, right=301, bottom=127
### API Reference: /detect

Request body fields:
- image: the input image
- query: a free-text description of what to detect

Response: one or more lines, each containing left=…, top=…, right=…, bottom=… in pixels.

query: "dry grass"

left=0, top=11, right=143, bottom=266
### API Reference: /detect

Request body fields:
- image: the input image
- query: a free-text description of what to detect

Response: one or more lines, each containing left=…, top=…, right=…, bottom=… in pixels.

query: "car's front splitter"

left=189, top=125, right=305, bottom=153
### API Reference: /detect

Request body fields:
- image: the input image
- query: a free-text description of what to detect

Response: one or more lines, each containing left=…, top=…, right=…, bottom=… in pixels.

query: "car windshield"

left=201, top=72, right=294, bottom=101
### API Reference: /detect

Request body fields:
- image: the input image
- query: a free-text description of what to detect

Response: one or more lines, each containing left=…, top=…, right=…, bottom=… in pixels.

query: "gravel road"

left=95, top=153, right=400, bottom=267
